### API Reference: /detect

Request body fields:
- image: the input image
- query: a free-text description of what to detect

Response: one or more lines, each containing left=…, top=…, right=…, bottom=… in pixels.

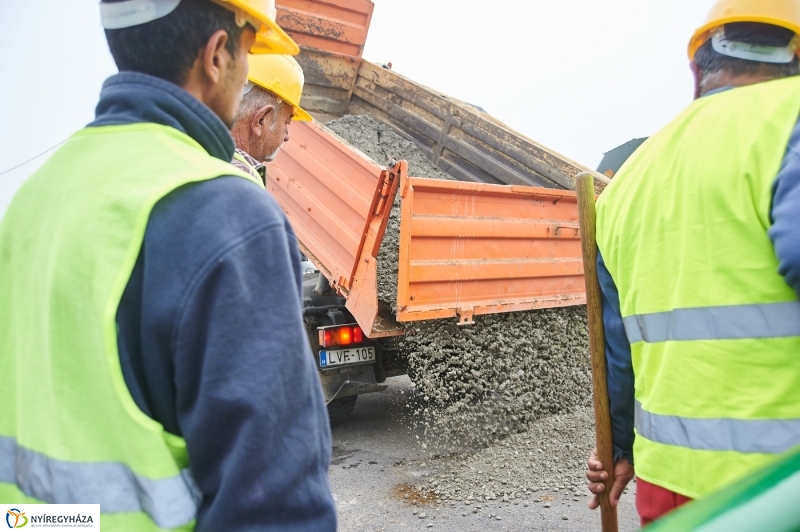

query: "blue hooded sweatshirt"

left=92, top=72, right=336, bottom=531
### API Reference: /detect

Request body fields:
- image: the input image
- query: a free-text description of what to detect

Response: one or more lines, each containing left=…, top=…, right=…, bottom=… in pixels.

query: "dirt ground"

left=329, top=376, right=641, bottom=532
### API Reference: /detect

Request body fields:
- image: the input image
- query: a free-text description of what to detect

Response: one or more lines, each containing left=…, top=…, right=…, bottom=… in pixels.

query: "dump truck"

left=273, top=0, right=609, bottom=422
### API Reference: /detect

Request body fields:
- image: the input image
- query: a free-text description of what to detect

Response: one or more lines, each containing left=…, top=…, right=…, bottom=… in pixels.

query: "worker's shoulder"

left=146, top=175, right=291, bottom=256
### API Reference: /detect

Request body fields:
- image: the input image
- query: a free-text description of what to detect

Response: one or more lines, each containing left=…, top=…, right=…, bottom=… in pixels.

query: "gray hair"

left=234, top=85, right=284, bottom=124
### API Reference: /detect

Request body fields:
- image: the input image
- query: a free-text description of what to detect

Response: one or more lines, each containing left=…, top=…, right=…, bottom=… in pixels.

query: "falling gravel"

left=417, top=407, right=597, bottom=502
left=400, top=307, right=591, bottom=450
left=326, top=114, right=591, bottom=450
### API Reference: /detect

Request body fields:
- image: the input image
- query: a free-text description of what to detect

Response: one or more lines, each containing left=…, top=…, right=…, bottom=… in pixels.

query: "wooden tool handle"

left=575, top=172, right=618, bottom=532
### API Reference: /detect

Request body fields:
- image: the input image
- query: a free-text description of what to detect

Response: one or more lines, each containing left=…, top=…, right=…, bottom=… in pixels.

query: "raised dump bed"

left=275, top=0, right=609, bottom=192
left=268, top=120, right=403, bottom=338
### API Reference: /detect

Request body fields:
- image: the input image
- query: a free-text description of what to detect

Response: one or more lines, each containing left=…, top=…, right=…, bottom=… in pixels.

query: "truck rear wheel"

left=327, top=396, right=358, bottom=426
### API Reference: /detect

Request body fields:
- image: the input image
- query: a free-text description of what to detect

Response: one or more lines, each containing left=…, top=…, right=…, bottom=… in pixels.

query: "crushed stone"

left=399, top=307, right=591, bottom=450
left=325, top=114, right=591, bottom=450
left=325, top=114, right=453, bottom=181
left=416, top=407, right=596, bottom=502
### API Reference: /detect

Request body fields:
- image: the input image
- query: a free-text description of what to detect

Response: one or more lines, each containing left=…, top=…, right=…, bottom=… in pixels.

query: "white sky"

left=0, top=0, right=715, bottom=214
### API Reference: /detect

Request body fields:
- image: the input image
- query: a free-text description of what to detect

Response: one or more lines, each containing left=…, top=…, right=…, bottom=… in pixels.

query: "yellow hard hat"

left=210, top=0, right=299, bottom=55
left=246, top=54, right=312, bottom=121
left=688, top=0, right=800, bottom=59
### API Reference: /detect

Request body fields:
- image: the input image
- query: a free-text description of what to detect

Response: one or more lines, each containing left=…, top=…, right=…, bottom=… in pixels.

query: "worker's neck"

left=699, top=71, right=776, bottom=97
left=230, top=125, right=250, bottom=155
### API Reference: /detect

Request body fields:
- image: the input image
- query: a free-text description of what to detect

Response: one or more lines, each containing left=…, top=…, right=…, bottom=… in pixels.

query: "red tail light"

left=339, top=327, right=352, bottom=345
left=319, top=325, right=366, bottom=347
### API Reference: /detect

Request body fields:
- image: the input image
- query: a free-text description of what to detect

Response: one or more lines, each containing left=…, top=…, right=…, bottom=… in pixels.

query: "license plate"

left=319, top=346, right=375, bottom=368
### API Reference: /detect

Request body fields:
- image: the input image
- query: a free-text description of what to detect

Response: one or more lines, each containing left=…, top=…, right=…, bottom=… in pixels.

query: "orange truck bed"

left=269, top=122, right=586, bottom=338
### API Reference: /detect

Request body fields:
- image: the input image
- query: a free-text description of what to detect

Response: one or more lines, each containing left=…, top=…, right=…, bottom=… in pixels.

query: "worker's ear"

left=200, top=30, right=231, bottom=85
left=250, top=104, right=276, bottom=137
left=690, top=61, right=702, bottom=100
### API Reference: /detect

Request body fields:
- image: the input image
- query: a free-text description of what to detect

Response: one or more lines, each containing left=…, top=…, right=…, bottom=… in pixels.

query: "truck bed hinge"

left=373, top=159, right=402, bottom=216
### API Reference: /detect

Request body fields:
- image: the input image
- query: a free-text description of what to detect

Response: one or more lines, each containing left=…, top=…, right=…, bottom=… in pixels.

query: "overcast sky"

left=0, top=0, right=715, bottom=214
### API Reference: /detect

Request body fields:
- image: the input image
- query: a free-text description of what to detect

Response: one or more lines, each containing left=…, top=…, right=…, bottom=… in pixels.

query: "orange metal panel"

left=268, top=121, right=404, bottom=337
left=396, top=177, right=586, bottom=324
left=275, top=0, right=374, bottom=58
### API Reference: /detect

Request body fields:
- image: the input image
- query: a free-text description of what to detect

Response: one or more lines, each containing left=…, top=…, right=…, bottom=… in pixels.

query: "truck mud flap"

left=319, top=362, right=387, bottom=402
left=328, top=380, right=388, bottom=404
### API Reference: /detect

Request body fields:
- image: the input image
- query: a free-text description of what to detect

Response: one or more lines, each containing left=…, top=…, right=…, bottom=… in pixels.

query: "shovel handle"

left=575, top=172, right=618, bottom=532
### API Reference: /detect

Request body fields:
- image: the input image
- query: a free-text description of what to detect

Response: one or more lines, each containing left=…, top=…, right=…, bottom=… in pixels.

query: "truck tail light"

left=319, top=325, right=366, bottom=348
left=339, top=327, right=352, bottom=345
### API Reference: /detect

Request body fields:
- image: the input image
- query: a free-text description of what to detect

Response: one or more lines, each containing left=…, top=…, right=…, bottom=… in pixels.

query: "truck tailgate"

left=268, top=121, right=404, bottom=337
left=396, top=177, right=585, bottom=325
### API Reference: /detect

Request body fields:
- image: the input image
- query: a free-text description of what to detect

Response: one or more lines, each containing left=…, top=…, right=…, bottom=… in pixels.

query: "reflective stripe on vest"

left=623, top=301, right=800, bottom=343
left=0, top=437, right=199, bottom=529
left=635, top=402, right=800, bottom=454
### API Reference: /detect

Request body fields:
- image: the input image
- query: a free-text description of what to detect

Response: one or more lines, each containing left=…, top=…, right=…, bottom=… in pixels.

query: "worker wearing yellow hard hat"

left=210, top=0, right=298, bottom=54
left=247, top=53, right=313, bottom=121
left=101, top=0, right=299, bottom=55
left=0, top=0, right=336, bottom=529
left=688, top=0, right=800, bottom=60
left=585, top=0, right=800, bottom=528
left=231, top=54, right=312, bottom=184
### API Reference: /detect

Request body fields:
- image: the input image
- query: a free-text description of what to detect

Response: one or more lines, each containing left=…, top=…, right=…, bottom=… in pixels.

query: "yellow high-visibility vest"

left=0, top=122, right=258, bottom=529
left=596, top=76, right=800, bottom=499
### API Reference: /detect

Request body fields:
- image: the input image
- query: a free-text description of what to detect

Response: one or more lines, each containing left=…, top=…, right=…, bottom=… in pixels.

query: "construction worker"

left=231, top=53, right=312, bottom=184
left=0, top=0, right=335, bottom=530
left=585, top=0, right=800, bottom=526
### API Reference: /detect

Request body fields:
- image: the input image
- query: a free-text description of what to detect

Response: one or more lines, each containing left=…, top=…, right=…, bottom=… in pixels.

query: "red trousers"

left=636, top=477, right=693, bottom=527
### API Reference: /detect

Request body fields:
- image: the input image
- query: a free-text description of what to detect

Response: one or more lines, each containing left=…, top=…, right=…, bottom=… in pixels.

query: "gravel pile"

left=326, top=114, right=591, bottom=450
left=416, top=407, right=596, bottom=502
left=325, top=114, right=453, bottom=181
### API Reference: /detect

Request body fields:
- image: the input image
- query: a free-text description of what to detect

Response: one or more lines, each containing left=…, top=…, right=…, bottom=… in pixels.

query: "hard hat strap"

left=100, top=0, right=182, bottom=29
left=711, top=27, right=798, bottom=64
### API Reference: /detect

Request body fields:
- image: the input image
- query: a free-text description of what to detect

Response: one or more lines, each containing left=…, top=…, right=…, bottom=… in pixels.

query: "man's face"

left=253, top=101, right=295, bottom=162
left=217, top=27, right=256, bottom=127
